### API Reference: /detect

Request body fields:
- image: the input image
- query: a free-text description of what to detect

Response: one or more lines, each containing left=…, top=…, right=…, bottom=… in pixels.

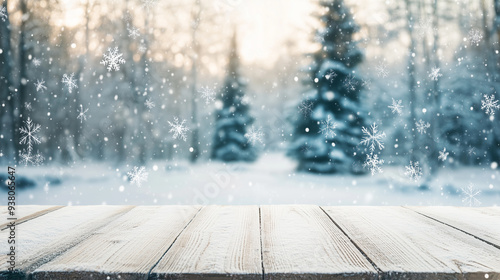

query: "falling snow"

left=318, top=115, right=338, bottom=139
left=62, top=73, right=78, bottom=93
left=416, top=119, right=430, bottom=134
left=363, top=153, right=384, bottom=175
left=388, top=98, right=403, bottom=115
left=19, top=117, right=43, bottom=166
left=245, top=126, right=264, bottom=144
left=428, top=67, right=442, bottom=81
left=127, top=26, right=140, bottom=39
left=298, top=101, right=313, bottom=117
left=100, top=47, right=126, bottom=72
left=168, top=117, right=190, bottom=141
left=324, top=69, right=337, bottom=82
left=481, top=94, right=500, bottom=117
left=375, top=62, right=389, bottom=78
left=35, top=79, right=47, bottom=92
left=360, top=123, right=386, bottom=152
left=461, top=183, right=481, bottom=206
left=343, top=74, right=358, bottom=92
left=404, top=161, right=422, bottom=181
left=145, top=98, right=155, bottom=109
left=0, top=6, right=7, bottom=22
left=438, top=148, right=449, bottom=161
left=32, top=58, right=41, bottom=67
left=77, top=105, right=89, bottom=123
left=199, top=86, right=216, bottom=104
left=468, top=29, right=483, bottom=45
left=127, top=166, right=149, bottom=187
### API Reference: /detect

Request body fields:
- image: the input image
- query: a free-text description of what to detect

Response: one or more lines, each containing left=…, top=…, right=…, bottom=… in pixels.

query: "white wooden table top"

left=0, top=205, right=498, bottom=280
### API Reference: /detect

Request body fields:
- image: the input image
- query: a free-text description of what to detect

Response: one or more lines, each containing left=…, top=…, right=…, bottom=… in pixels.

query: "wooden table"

left=1, top=205, right=499, bottom=279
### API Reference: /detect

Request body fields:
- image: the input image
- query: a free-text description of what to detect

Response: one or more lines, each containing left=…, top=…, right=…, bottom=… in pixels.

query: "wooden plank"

left=322, top=206, right=500, bottom=279
left=0, top=205, right=134, bottom=278
left=30, top=206, right=200, bottom=280
left=0, top=205, right=64, bottom=230
left=407, top=206, right=500, bottom=249
left=261, top=205, right=377, bottom=280
left=150, top=205, right=262, bottom=280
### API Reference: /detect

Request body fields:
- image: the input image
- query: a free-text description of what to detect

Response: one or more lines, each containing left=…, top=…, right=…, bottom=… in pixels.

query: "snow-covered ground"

left=8, top=153, right=500, bottom=206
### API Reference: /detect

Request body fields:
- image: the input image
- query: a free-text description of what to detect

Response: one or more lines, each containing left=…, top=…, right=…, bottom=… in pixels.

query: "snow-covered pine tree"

left=288, top=0, right=367, bottom=173
left=211, top=33, right=257, bottom=162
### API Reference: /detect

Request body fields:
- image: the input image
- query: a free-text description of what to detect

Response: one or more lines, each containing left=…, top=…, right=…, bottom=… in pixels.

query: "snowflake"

left=343, top=75, right=358, bottom=92
left=19, top=150, right=44, bottom=166
left=468, top=29, right=483, bottom=45
left=481, top=94, right=500, bottom=117
left=35, top=79, right=47, bottom=92
left=428, top=67, right=442, bottom=81
left=298, top=101, right=313, bottom=117
left=168, top=117, right=190, bottom=141
left=127, top=26, right=140, bottom=39
left=127, top=166, right=149, bottom=187
left=360, top=123, right=386, bottom=152
left=141, top=0, right=158, bottom=10
left=19, top=117, right=41, bottom=152
left=318, top=115, right=338, bottom=139
left=404, top=161, right=422, bottom=181
left=415, top=119, right=430, bottom=134
left=100, top=47, right=126, bottom=72
left=245, top=126, right=264, bottom=144
left=32, top=58, right=41, bottom=67
left=388, top=98, right=403, bottom=115
left=363, top=153, right=384, bottom=176
left=24, top=102, right=32, bottom=111
left=0, top=6, right=7, bottom=22
left=438, top=148, right=449, bottom=161
left=122, top=11, right=132, bottom=22
left=468, top=146, right=477, bottom=155
left=138, top=44, right=147, bottom=53
left=77, top=104, right=88, bottom=123
left=415, top=20, right=433, bottom=39
left=62, top=73, right=78, bottom=93
left=145, top=98, right=155, bottom=109
left=375, top=62, right=388, bottom=78
left=199, top=86, right=216, bottom=104
left=324, top=70, right=337, bottom=82
left=461, top=183, right=481, bottom=206
left=361, top=78, right=371, bottom=90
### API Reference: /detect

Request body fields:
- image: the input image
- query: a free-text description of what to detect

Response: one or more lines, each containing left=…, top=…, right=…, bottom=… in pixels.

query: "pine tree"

left=288, top=0, right=367, bottom=173
left=211, top=33, right=256, bottom=162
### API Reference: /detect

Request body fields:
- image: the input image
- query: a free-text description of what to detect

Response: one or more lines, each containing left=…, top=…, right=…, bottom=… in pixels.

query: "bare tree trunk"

left=405, top=0, right=418, bottom=162
left=189, top=0, right=201, bottom=163
left=0, top=0, right=15, bottom=163
left=429, top=0, right=441, bottom=174
left=15, top=0, right=29, bottom=159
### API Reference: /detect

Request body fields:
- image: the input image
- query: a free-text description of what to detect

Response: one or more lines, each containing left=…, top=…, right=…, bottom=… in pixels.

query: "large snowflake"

left=100, top=47, right=126, bottom=72
left=481, top=94, right=500, bottom=117
left=77, top=105, right=89, bottom=123
left=245, top=126, right=264, bottom=144
left=375, top=62, right=388, bottom=78
left=35, top=79, right=47, bottom=92
left=363, top=153, right=384, bottom=176
left=168, top=117, right=190, bottom=141
left=461, top=184, right=481, bottom=206
left=360, top=123, right=386, bottom=152
left=199, top=86, right=216, bottom=104
left=145, top=98, right=155, bottom=109
left=468, top=29, right=483, bottom=45
left=62, top=73, right=78, bottom=93
left=416, top=119, right=430, bottom=134
left=127, top=166, right=149, bottom=187
left=32, top=58, right=41, bottom=67
left=19, top=117, right=43, bottom=166
left=0, top=6, right=7, bottom=22
left=298, top=101, right=313, bottom=117
left=388, top=98, right=403, bottom=115
left=318, top=115, right=338, bottom=139
left=428, top=67, right=442, bottom=81
left=438, top=148, right=449, bottom=161
left=343, top=75, right=358, bottom=92
left=404, top=161, right=422, bottom=181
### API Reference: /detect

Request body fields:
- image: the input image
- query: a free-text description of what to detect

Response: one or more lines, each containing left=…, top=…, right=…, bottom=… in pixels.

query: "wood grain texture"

left=0, top=205, right=63, bottom=230
left=150, top=205, right=262, bottom=280
left=322, top=206, right=500, bottom=280
left=261, top=205, right=377, bottom=280
left=0, top=205, right=134, bottom=279
left=31, top=206, right=201, bottom=280
left=407, top=206, right=500, bottom=249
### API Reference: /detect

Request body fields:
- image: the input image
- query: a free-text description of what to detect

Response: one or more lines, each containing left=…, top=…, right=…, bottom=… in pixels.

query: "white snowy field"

left=6, top=153, right=500, bottom=206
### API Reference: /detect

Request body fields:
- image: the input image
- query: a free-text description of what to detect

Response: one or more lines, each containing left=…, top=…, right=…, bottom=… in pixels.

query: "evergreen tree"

left=211, top=33, right=256, bottom=162
left=288, top=0, right=367, bottom=173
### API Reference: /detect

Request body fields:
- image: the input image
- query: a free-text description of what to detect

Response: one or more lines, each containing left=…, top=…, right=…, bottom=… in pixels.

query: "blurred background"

left=0, top=0, right=499, bottom=206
